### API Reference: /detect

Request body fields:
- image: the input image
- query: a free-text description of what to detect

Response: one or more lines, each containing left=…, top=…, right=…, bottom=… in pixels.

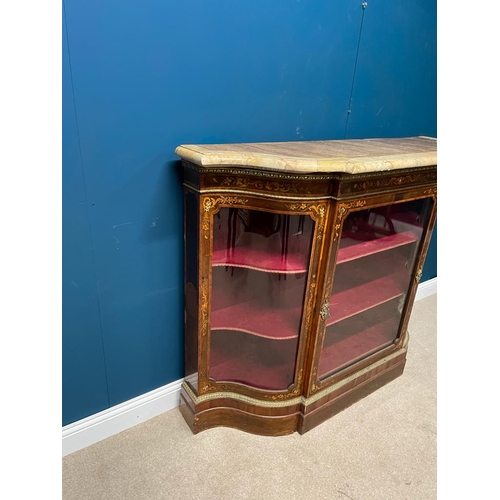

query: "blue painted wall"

left=62, top=10, right=109, bottom=424
left=345, top=0, right=437, bottom=281
left=62, top=0, right=437, bottom=425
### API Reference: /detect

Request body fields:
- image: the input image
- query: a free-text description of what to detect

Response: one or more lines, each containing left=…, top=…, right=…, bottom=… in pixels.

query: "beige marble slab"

left=175, top=136, right=437, bottom=174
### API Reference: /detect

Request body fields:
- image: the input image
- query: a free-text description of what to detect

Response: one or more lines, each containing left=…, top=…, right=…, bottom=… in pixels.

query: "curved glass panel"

left=318, top=198, right=433, bottom=380
left=209, top=208, right=315, bottom=390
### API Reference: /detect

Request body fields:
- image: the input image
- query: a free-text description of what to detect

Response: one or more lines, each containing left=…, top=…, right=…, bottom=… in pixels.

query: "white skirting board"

left=62, top=277, right=437, bottom=457
left=62, top=379, right=183, bottom=457
left=415, top=277, right=437, bottom=301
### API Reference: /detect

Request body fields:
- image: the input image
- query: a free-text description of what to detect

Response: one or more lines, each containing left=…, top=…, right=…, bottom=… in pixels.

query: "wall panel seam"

left=63, top=0, right=111, bottom=408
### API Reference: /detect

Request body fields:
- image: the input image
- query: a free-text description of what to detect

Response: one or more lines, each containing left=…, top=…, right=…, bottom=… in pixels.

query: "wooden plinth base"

left=179, top=349, right=406, bottom=436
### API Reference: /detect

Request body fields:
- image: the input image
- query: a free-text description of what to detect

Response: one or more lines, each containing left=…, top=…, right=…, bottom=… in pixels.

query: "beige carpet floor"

left=63, top=294, right=437, bottom=500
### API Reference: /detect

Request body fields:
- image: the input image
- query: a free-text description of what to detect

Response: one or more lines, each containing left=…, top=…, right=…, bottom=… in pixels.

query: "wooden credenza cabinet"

left=175, top=136, right=437, bottom=436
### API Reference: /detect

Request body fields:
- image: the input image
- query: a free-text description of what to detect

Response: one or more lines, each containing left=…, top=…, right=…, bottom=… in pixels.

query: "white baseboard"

left=62, top=278, right=437, bottom=457
left=62, top=378, right=183, bottom=457
left=415, top=277, right=437, bottom=301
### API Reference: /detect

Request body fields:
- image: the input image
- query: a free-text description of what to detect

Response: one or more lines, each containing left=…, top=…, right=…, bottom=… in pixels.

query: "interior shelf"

left=337, top=230, right=417, bottom=264
left=212, top=246, right=307, bottom=274
left=319, top=315, right=399, bottom=378
left=211, top=283, right=304, bottom=340
left=327, top=269, right=408, bottom=327
left=212, top=229, right=416, bottom=275
left=210, top=355, right=293, bottom=391
left=210, top=259, right=409, bottom=339
left=210, top=329, right=298, bottom=390
left=212, top=216, right=313, bottom=274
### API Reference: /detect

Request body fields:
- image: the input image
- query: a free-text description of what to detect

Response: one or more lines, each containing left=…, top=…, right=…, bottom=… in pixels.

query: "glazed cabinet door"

left=192, top=194, right=327, bottom=400
left=309, top=193, right=436, bottom=392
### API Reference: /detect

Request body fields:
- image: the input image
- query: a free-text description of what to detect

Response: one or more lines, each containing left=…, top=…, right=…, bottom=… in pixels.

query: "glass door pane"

left=318, top=198, right=433, bottom=380
left=210, top=208, right=315, bottom=390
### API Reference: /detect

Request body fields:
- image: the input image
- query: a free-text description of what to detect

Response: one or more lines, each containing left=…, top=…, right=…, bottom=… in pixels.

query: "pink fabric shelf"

left=212, top=246, right=308, bottom=274
left=210, top=356, right=293, bottom=391
left=210, top=356, right=294, bottom=391
left=210, top=331, right=297, bottom=391
left=327, top=270, right=407, bottom=326
left=212, top=230, right=416, bottom=274
left=337, top=231, right=417, bottom=264
left=318, top=316, right=398, bottom=378
left=211, top=284, right=304, bottom=340
left=210, top=266, right=408, bottom=340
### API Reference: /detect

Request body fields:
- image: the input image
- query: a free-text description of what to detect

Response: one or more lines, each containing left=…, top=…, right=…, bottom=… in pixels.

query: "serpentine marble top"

left=175, top=136, right=437, bottom=175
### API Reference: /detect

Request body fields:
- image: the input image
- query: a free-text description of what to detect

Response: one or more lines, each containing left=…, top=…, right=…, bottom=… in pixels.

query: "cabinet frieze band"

left=186, top=184, right=332, bottom=201
left=340, top=169, right=437, bottom=196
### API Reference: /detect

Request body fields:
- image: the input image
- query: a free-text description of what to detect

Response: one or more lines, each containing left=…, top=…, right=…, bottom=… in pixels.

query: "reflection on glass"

left=210, top=208, right=315, bottom=390
left=318, top=199, right=433, bottom=380
left=184, top=191, right=199, bottom=390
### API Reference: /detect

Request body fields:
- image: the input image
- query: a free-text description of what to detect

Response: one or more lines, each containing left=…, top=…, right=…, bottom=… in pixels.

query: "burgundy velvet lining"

left=207, top=208, right=420, bottom=388
left=211, top=283, right=305, bottom=340
left=210, top=264, right=408, bottom=340
left=337, top=230, right=417, bottom=264
left=319, top=301, right=401, bottom=378
left=327, top=270, right=407, bottom=326
left=209, top=330, right=298, bottom=390
left=212, top=246, right=308, bottom=273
